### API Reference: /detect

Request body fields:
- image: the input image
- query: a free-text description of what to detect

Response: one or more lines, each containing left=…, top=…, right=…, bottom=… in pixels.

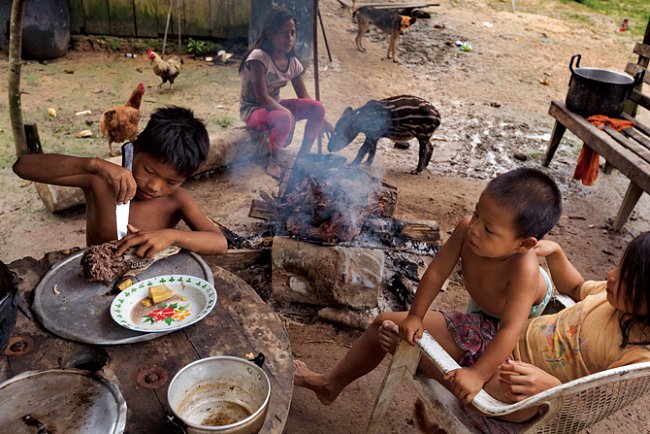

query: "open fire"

left=276, top=154, right=391, bottom=243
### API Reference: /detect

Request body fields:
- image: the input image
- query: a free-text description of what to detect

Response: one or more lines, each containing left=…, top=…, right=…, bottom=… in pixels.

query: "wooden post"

left=8, top=0, right=27, bottom=158
left=177, top=0, right=182, bottom=54
left=24, top=123, right=42, bottom=154
left=161, top=0, right=173, bottom=56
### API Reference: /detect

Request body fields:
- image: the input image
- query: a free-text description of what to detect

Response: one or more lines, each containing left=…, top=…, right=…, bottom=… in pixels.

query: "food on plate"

left=149, top=284, right=175, bottom=304
left=80, top=242, right=129, bottom=282
left=115, top=277, right=133, bottom=291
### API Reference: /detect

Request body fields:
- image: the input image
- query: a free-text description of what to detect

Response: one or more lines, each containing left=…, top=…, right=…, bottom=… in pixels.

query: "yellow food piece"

left=117, top=278, right=133, bottom=291
left=140, top=298, right=153, bottom=307
left=149, top=284, right=175, bottom=304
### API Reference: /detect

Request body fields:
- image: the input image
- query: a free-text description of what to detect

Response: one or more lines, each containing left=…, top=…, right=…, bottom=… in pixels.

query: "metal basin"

left=0, top=369, right=126, bottom=434
left=167, top=356, right=271, bottom=434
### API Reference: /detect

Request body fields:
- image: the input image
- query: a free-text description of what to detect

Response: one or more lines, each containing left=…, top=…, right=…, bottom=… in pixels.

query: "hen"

left=99, top=83, right=145, bottom=156
left=147, top=48, right=183, bottom=91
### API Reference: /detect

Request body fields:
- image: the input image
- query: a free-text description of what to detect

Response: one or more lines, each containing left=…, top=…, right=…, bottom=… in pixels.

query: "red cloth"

left=573, top=145, right=600, bottom=186
left=586, top=115, right=635, bottom=132
left=573, top=116, right=635, bottom=186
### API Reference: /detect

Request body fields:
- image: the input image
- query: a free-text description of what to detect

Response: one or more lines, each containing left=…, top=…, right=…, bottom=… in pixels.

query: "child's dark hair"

left=618, top=232, right=650, bottom=347
left=484, top=167, right=562, bottom=240
left=239, top=5, right=298, bottom=73
left=133, top=106, right=209, bottom=177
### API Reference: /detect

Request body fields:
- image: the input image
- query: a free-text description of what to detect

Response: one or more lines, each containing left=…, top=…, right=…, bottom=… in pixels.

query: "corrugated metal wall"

left=67, top=0, right=249, bottom=39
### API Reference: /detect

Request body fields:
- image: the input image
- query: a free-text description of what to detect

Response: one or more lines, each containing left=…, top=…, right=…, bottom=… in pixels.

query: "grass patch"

left=214, top=115, right=235, bottom=129
left=560, top=0, right=649, bottom=36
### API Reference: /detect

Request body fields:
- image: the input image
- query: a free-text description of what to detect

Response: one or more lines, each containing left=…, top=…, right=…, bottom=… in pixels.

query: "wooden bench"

left=544, top=19, right=650, bottom=231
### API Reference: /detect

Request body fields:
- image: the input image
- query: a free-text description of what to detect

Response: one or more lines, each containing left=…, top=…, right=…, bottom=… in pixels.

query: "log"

left=192, top=127, right=267, bottom=178
left=317, top=306, right=378, bottom=331
left=398, top=220, right=440, bottom=242
left=34, top=128, right=268, bottom=213
left=34, top=155, right=121, bottom=213
left=211, top=248, right=270, bottom=277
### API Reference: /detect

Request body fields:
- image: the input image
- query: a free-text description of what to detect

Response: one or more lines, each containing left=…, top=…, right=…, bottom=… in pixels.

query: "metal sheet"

left=0, top=368, right=127, bottom=434
left=32, top=250, right=213, bottom=345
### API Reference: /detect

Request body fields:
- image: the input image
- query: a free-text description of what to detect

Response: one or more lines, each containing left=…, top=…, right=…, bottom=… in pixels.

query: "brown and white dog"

left=353, top=6, right=416, bottom=63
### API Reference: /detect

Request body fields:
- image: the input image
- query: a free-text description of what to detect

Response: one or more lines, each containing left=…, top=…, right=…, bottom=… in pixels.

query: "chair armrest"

left=417, top=331, right=516, bottom=415
left=417, top=331, right=650, bottom=417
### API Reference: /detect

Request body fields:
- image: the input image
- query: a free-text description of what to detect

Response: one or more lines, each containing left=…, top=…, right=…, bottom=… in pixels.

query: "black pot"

left=565, top=54, right=645, bottom=117
left=0, top=261, right=18, bottom=355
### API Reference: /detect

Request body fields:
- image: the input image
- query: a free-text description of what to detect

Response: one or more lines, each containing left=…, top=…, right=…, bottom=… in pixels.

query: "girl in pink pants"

left=239, top=6, right=332, bottom=178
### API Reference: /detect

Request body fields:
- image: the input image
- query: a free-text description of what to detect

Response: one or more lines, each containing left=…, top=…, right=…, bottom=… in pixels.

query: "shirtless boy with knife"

left=13, top=106, right=226, bottom=257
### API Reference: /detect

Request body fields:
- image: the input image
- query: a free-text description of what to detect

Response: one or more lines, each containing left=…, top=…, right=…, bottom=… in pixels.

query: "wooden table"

left=0, top=251, right=293, bottom=434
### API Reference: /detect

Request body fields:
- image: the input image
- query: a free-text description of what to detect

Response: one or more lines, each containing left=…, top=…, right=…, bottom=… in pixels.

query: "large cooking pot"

left=167, top=356, right=271, bottom=434
left=565, top=54, right=645, bottom=117
left=0, top=261, right=18, bottom=355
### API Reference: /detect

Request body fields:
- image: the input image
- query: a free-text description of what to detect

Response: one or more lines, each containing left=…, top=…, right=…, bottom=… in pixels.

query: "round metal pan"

left=0, top=368, right=127, bottom=434
left=32, top=250, right=213, bottom=345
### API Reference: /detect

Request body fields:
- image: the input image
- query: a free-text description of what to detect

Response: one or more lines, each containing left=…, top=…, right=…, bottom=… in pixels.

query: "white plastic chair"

left=367, top=298, right=650, bottom=433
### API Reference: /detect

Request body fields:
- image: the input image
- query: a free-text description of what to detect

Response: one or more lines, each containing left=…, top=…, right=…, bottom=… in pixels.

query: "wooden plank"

left=399, top=220, right=440, bottom=242
left=210, top=248, right=270, bottom=275
left=5, top=254, right=293, bottom=434
left=249, top=199, right=277, bottom=221
left=182, top=0, right=211, bottom=37
left=625, top=63, right=650, bottom=86
left=622, top=126, right=650, bottom=152
left=68, top=0, right=86, bottom=34
left=108, top=0, right=136, bottom=36
left=622, top=113, right=650, bottom=137
left=549, top=101, right=650, bottom=193
left=209, top=0, right=249, bottom=39
left=134, top=0, right=160, bottom=37
left=629, top=88, right=650, bottom=111
left=602, top=125, right=650, bottom=166
left=633, top=43, right=650, bottom=60
left=83, top=0, right=110, bottom=34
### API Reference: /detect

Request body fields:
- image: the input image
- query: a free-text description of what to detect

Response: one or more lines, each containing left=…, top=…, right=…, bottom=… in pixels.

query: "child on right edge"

left=294, top=168, right=562, bottom=406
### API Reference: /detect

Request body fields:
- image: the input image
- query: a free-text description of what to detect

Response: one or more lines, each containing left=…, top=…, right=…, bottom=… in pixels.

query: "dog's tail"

left=413, top=398, right=445, bottom=433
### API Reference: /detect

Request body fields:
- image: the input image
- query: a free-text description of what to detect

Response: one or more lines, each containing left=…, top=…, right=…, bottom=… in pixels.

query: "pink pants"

left=246, top=98, right=325, bottom=154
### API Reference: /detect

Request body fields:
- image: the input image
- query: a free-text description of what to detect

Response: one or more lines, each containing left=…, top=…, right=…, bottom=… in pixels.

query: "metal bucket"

left=167, top=356, right=271, bottom=434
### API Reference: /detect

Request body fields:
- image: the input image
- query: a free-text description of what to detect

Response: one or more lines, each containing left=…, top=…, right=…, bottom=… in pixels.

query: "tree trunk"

left=8, top=0, right=27, bottom=158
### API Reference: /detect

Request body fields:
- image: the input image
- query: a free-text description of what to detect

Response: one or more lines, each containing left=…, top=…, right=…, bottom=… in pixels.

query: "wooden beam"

left=8, top=0, right=27, bottom=158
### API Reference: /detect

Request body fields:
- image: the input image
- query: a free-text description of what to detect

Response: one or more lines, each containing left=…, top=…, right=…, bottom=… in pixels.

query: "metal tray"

left=32, top=250, right=213, bottom=345
left=0, top=369, right=127, bottom=434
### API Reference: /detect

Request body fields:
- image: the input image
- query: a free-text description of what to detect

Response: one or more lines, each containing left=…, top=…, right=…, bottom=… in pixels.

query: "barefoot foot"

left=378, top=320, right=401, bottom=355
left=293, top=359, right=340, bottom=406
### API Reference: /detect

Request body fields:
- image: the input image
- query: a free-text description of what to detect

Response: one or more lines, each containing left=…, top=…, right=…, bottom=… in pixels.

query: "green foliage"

left=108, top=37, right=121, bottom=51
left=215, top=115, right=234, bottom=129
left=186, top=38, right=207, bottom=56
left=560, top=0, right=650, bottom=36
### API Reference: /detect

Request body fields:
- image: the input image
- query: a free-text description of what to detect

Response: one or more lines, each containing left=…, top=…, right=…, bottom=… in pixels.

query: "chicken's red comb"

left=147, top=48, right=153, bottom=55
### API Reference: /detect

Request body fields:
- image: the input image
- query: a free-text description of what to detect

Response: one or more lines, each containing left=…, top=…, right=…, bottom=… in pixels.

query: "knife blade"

left=115, top=142, right=134, bottom=240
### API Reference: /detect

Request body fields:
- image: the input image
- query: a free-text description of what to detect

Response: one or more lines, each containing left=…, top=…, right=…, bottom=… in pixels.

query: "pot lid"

left=0, top=369, right=127, bottom=434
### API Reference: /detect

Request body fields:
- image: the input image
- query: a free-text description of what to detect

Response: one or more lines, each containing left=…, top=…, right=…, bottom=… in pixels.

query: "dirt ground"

left=1, top=0, right=650, bottom=432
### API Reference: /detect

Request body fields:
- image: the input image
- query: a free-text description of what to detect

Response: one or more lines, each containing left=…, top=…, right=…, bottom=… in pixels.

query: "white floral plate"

left=110, top=274, right=217, bottom=333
